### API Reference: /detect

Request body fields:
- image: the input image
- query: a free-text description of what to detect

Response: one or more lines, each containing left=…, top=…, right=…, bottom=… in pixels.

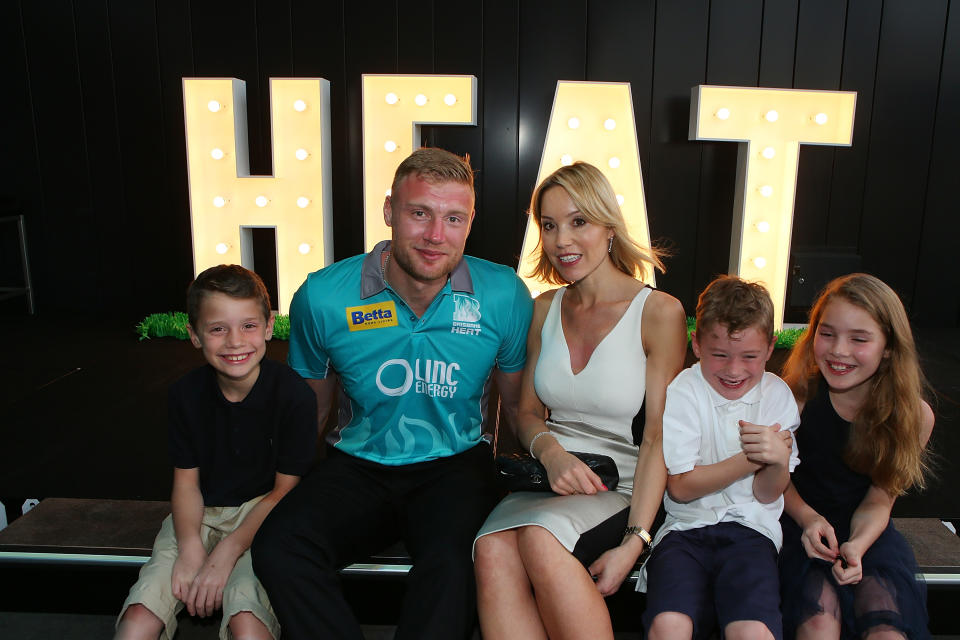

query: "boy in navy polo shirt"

left=115, top=265, right=316, bottom=640
left=642, top=276, right=800, bottom=640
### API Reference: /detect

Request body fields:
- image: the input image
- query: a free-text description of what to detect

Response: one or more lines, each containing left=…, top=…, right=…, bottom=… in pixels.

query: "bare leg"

left=228, top=611, right=273, bottom=640
left=114, top=604, right=164, bottom=640
left=724, top=619, right=774, bottom=640
left=796, top=576, right=841, bottom=640
left=517, top=525, right=614, bottom=640
left=646, top=611, right=693, bottom=640
left=475, top=529, right=548, bottom=640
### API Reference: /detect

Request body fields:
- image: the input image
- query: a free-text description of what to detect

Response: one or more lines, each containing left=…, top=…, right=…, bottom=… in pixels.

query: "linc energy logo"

left=346, top=301, right=399, bottom=332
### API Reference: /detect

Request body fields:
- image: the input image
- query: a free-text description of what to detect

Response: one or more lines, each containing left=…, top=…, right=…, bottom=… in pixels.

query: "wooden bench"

left=2, top=498, right=958, bottom=588
left=0, top=498, right=413, bottom=577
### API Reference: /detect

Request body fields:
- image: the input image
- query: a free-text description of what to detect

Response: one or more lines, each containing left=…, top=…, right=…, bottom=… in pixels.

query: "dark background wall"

left=2, top=0, right=959, bottom=326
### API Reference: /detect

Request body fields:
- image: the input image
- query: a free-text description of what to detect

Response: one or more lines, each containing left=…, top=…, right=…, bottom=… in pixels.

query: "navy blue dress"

left=779, top=379, right=928, bottom=639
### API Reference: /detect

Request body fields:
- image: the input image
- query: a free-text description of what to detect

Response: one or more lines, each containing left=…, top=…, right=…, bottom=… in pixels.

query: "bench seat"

left=2, top=498, right=959, bottom=588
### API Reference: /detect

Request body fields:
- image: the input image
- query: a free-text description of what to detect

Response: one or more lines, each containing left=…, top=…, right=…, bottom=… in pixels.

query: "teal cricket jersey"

left=288, top=240, right=533, bottom=465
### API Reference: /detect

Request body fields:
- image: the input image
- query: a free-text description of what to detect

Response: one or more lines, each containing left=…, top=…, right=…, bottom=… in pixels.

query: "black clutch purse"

left=495, top=452, right=619, bottom=492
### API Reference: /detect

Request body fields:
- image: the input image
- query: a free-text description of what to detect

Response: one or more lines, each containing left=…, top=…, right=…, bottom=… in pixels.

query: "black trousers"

left=252, top=443, right=500, bottom=640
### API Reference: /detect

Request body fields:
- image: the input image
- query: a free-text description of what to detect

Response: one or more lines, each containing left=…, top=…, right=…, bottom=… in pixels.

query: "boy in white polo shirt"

left=642, top=276, right=800, bottom=640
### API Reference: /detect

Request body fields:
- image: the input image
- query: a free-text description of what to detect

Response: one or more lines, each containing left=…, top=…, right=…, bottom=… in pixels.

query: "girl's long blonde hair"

left=782, top=273, right=931, bottom=496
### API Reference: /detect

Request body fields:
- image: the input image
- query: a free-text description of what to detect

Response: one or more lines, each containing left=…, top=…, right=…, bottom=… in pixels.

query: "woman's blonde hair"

left=782, top=273, right=931, bottom=495
left=527, top=162, right=665, bottom=284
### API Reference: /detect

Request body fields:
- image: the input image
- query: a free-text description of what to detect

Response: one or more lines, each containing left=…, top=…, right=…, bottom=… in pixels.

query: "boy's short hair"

left=187, top=265, right=271, bottom=329
left=390, top=147, right=474, bottom=196
left=696, top=275, right=774, bottom=339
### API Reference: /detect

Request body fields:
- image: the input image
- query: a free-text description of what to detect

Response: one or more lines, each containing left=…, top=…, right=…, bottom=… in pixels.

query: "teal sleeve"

left=496, top=274, right=534, bottom=372
left=287, top=278, right=332, bottom=379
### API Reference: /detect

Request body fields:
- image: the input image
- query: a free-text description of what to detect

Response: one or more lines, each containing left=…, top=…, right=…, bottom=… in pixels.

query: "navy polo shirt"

left=168, top=358, right=317, bottom=507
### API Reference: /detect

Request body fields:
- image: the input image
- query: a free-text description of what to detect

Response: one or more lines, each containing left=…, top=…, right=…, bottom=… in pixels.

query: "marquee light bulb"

left=215, top=243, right=229, bottom=255
left=761, top=146, right=776, bottom=159
left=560, top=154, right=573, bottom=166
left=385, top=92, right=399, bottom=105
left=608, top=157, right=621, bottom=169
left=207, top=100, right=221, bottom=113
left=756, top=221, right=771, bottom=233
left=212, top=196, right=226, bottom=208
left=295, top=148, right=309, bottom=160
left=765, top=110, right=779, bottom=122
left=753, top=256, right=767, bottom=269
left=414, top=94, right=427, bottom=106
left=444, top=94, right=457, bottom=106
left=384, top=140, right=398, bottom=153
left=293, top=99, right=307, bottom=112
left=716, top=107, right=730, bottom=120
left=298, top=243, right=311, bottom=255
left=255, top=195, right=268, bottom=207
left=616, top=194, right=625, bottom=206
left=604, top=118, right=616, bottom=130
left=297, top=197, right=310, bottom=208
left=567, top=117, right=580, bottom=129
left=210, top=148, right=225, bottom=160
left=815, top=112, right=828, bottom=125
left=759, top=185, right=774, bottom=197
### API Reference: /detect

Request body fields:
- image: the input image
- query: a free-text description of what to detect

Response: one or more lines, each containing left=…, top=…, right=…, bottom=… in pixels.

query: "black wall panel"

left=3, top=0, right=958, bottom=328
left=914, top=3, right=960, bottom=326
left=645, top=1, right=708, bottom=307
left=859, top=0, right=948, bottom=309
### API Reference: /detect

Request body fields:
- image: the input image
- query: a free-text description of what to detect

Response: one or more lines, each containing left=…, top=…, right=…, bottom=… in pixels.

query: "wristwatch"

left=624, top=525, right=652, bottom=547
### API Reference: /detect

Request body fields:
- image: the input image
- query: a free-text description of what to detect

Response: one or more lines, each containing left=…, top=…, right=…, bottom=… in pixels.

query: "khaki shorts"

left=116, top=495, right=279, bottom=640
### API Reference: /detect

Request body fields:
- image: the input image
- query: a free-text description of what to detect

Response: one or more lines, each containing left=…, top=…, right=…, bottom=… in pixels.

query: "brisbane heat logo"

left=451, top=294, right=481, bottom=336
left=346, top=301, right=398, bottom=332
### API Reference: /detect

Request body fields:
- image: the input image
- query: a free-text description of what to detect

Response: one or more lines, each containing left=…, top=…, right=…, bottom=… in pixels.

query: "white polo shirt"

left=657, top=362, right=801, bottom=550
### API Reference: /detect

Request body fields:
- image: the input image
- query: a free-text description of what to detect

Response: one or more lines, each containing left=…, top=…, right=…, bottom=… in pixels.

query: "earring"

left=608, top=236, right=614, bottom=254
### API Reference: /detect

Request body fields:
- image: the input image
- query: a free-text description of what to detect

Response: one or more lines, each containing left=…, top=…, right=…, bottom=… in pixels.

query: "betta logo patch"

left=346, top=301, right=399, bottom=331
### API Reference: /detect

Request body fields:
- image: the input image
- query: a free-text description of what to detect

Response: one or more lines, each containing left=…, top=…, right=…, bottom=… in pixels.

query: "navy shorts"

left=642, top=522, right=782, bottom=640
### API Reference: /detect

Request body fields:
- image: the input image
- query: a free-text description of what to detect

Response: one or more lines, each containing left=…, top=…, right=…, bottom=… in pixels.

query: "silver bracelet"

left=529, top=430, right=553, bottom=459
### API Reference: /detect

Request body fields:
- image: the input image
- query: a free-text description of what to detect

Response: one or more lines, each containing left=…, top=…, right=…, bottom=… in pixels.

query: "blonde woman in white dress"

left=474, top=162, right=687, bottom=640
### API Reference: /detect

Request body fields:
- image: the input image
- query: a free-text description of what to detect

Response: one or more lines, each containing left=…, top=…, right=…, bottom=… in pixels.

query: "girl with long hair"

left=779, top=273, right=934, bottom=639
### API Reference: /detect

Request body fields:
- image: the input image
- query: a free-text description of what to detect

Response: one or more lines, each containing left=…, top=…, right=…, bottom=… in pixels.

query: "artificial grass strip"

left=136, top=312, right=291, bottom=341
left=685, top=316, right=803, bottom=350
left=138, top=312, right=802, bottom=348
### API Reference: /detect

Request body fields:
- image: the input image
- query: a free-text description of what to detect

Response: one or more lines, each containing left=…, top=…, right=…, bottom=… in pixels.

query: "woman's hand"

left=540, top=448, right=607, bottom=495
left=799, top=513, right=840, bottom=562
left=588, top=542, right=640, bottom=596
left=833, top=541, right=864, bottom=585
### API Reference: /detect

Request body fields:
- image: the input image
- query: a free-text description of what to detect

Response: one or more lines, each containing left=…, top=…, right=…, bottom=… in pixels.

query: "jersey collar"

left=359, top=240, right=474, bottom=299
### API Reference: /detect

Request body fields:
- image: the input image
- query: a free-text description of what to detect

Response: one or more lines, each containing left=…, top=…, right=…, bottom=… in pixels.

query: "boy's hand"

left=739, top=421, right=791, bottom=467
left=171, top=540, right=206, bottom=605
left=186, top=541, right=241, bottom=617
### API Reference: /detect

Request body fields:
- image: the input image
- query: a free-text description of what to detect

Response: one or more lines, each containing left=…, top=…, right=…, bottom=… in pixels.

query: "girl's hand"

left=833, top=542, right=864, bottom=585
left=541, top=449, right=607, bottom=495
left=800, top=514, right=840, bottom=562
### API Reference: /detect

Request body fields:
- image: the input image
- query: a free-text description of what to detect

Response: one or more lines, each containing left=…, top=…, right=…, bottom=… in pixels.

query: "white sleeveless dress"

left=474, top=286, right=650, bottom=554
